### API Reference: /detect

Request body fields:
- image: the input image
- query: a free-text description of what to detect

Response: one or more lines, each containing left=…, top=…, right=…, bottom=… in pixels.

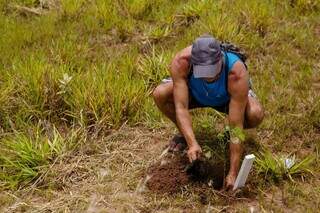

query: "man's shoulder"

left=176, top=46, right=192, bottom=61
left=225, top=51, right=246, bottom=70
left=228, top=61, right=248, bottom=87
left=229, top=61, right=247, bottom=76
left=170, top=46, right=192, bottom=79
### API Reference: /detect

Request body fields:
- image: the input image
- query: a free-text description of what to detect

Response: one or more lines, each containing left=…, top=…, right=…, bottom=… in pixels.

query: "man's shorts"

left=161, top=77, right=258, bottom=114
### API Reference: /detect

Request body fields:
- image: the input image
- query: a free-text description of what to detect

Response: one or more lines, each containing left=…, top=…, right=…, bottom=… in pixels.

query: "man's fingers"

left=187, top=151, right=193, bottom=162
left=190, top=153, right=195, bottom=162
left=224, top=176, right=235, bottom=192
left=226, top=184, right=232, bottom=191
left=197, top=150, right=202, bottom=159
left=188, top=152, right=196, bottom=163
left=192, top=152, right=200, bottom=162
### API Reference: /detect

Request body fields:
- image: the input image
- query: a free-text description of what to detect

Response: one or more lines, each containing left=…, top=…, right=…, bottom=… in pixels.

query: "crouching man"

left=153, top=35, right=264, bottom=190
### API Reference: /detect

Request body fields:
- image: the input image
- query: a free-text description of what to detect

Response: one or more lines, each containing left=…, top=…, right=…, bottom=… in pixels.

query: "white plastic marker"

left=233, top=154, right=255, bottom=191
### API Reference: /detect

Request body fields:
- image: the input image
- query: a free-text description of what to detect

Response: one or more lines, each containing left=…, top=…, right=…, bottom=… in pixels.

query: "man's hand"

left=224, top=173, right=237, bottom=191
left=187, top=143, right=202, bottom=162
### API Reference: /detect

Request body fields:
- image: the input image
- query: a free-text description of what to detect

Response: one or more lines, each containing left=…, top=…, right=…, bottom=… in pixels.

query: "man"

left=152, top=35, right=264, bottom=190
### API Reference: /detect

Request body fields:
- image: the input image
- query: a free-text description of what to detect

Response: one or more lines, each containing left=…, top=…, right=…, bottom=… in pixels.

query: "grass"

left=0, top=0, right=319, bottom=211
left=255, top=150, right=315, bottom=182
left=0, top=125, right=81, bottom=189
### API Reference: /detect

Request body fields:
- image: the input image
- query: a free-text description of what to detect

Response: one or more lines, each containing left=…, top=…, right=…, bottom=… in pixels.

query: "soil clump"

left=146, top=154, right=189, bottom=194
left=146, top=154, right=225, bottom=194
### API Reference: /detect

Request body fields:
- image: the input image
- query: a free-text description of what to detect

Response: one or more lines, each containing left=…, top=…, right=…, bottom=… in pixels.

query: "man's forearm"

left=228, top=119, right=244, bottom=176
left=229, top=143, right=243, bottom=175
left=176, top=108, right=197, bottom=147
left=228, top=106, right=245, bottom=176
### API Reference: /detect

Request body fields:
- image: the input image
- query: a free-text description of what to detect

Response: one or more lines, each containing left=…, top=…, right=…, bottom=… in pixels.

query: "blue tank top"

left=188, top=52, right=241, bottom=107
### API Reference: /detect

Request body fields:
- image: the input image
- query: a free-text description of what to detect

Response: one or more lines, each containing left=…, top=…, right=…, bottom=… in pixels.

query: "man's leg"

left=244, top=93, right=264, bottom=129
left=152, top=81, right=176, bottom=124
left=153, top=82, right=187, bottom=151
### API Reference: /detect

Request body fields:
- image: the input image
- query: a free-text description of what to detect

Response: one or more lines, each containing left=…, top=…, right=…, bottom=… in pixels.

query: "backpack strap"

left=220, top=43, right=248, bottom=69
left=224, top=52, right=230, bottom=95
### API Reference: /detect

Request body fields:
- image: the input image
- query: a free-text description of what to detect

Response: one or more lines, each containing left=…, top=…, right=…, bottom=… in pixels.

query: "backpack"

left=220, top=42, right=248, bottom=69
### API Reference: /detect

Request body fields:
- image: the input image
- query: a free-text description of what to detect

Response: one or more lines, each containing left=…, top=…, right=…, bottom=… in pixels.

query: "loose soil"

left=186, top=158, right=225, bottom=189
left=146, top=153, right=226, bottom=194
left=146, top=154, right=190, bottom=194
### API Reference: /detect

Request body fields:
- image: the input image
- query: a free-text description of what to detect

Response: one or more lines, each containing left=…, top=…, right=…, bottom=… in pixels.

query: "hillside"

left=0, top=0, right=320, bottom=212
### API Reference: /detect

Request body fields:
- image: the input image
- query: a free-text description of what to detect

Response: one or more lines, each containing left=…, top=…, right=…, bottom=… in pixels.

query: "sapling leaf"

left=289, top=155, right=315, bottom=175
left=231, top=127, right=246, bottom=141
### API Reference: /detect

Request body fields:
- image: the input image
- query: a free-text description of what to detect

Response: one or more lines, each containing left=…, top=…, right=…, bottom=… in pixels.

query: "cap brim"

left=193, top=60, right=222, bottom=78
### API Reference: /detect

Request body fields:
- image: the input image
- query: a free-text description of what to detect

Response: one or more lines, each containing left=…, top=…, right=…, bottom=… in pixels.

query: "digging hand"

left=224, top=173, right=236, bottom=192
left=187, top=143, right=202, bottom=163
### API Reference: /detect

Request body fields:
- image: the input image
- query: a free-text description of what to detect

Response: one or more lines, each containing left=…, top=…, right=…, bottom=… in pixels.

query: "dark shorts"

left=188, top=93, right=229, bottom=113
left=162, top=77, right=257, bottom=114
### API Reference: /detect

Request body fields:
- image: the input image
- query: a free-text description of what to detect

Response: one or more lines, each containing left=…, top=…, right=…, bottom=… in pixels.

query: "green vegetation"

left=256, top=151, right=315, bottom=182
left=0, top=0, right=319, bottom=211
left=0, top=126, right=80, bottom=188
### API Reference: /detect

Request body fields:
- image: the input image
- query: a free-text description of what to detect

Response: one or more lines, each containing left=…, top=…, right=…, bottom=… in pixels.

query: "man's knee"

left=249, top=105, right=264, bottom=126
left=152, top=85, right=164, bottom=102
left=246, top=104, right=264, bottom=128
left=152, top=84, right=171, bottom=105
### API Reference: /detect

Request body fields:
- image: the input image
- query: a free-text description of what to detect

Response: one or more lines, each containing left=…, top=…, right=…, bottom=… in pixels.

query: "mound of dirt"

left=146, top=154, right=226, bottom=194
left=146, top=155, right=189, bottom=194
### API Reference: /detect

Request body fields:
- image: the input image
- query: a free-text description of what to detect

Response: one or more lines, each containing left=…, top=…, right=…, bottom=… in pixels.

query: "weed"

left=290, top=0, right=320, bottom=14
left=61, top=0, right=85, bottom=17
left=0, top=126, right=76, bottom=189
left=255, top=151, right=315, bottom=183
left=145, top=25, right=172, bottom=42
left=137, top=46, right=169, bottom=91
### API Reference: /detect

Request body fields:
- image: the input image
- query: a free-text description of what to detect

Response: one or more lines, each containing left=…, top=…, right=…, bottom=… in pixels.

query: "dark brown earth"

left=186, top=159, right=225, bottom=189
left=146, top=154, right=226, bottom=194
left=146, top=154, right=190, bottom=194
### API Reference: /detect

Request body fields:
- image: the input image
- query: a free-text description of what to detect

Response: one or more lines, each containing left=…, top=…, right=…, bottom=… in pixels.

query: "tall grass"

left=0, top=126, right=79, bottom=189
left=65, top=58, right=149, bottom=128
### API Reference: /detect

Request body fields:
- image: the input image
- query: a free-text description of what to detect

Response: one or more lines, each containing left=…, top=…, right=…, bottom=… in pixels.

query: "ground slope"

left=1, top=126, right=319, bottom=212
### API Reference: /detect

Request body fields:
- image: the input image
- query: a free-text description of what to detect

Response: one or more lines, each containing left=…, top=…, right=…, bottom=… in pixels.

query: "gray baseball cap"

left=191, top=35, right=222, bottom=78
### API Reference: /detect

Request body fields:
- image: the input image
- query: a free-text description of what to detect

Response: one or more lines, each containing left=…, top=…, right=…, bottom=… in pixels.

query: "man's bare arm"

left=228, top=61, right=249, bottom=129
left=170, top=46, right=202, bottom=162
left=225, top=61, right=249, bottom=189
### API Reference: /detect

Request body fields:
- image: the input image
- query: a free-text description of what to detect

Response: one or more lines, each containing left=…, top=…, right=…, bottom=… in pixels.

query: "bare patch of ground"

left=146, top=154, right=190, bottom=194
left=0, top=126, right=319, bottom=212
left=146, top=153, right=226, bottom=194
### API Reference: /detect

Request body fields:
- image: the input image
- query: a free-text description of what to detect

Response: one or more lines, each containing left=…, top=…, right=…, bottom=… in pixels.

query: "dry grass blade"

left=10, top=4, right=43, bottom=15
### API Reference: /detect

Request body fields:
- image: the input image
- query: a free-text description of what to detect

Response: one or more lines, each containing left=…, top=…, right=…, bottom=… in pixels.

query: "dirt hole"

left=146, top=154, right=225, bottom=194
